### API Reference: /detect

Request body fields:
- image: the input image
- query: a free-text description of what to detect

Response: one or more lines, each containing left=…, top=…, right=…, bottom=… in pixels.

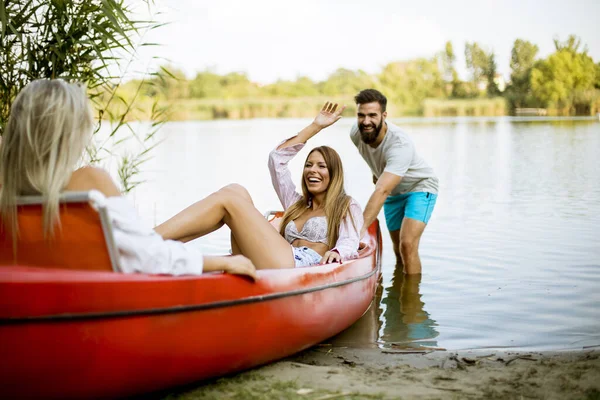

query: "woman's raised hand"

left=313, top=102, right=346, bottom=129
left=276, top=101, right=346, bottom=149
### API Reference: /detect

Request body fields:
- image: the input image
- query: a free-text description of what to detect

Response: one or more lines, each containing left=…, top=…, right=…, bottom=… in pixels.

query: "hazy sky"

left=132, top=0, right=600, bottom=84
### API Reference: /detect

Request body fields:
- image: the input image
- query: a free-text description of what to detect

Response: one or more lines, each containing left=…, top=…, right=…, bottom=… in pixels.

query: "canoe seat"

left=0, top=191, right=119, bottom=272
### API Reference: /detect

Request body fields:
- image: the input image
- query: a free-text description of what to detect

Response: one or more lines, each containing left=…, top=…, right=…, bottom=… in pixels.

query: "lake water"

left=125, top=117, right=600, bottom=352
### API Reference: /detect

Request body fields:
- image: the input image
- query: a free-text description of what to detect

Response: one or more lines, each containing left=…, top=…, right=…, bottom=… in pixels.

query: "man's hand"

left=362, top=172, right=403, bottom=239
left=360, top=225, right=367, bottom=240
left=313, top=102, right=346, bottom=129
left=321, top=250, right=341, bottom=264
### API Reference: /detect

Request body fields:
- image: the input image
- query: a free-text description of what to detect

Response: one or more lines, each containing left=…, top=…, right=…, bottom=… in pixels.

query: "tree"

left=485, top=53, right=501, bottom=97
left=554, top=35, right=584, bottom=53
left=439, top=41, right=462, bottom=98
left=506, top=39, right=539, bottom=109
left=464, top=42, right=489, bottom=86
left=511, top=39, right=540, bottom=80
left=263, top=77, right=320, bottom=97
left=378, top=58, right=444, bottom=115
left=218, top=72, right=259, bottom=99
left=465, top=42, right=502, bottom=98
left=320, top=68, right=375, bottom=96
left=290, top=76, right=321, bottom=97
left=189, top=70, right=224, bottom=98
left=531, top=36, right=597, bottom=114
left=443, top=42, right=458, bottom=81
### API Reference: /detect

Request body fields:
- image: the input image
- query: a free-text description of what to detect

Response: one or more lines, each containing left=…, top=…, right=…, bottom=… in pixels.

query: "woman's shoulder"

left=66, top=166, right=121, bottom=197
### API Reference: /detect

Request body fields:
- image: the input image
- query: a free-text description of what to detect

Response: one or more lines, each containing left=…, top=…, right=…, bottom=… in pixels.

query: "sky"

left=130, top=0, right=600, bottom=84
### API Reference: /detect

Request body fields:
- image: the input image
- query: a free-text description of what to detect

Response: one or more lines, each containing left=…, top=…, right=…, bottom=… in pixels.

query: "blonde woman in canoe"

left=0, top=79, right=360, bottom=278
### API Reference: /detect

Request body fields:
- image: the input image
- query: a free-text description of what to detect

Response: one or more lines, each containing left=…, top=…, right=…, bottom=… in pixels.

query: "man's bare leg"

left=399, top=217, right=427, bottom=274
left=389, top=229, right=403, bottom=267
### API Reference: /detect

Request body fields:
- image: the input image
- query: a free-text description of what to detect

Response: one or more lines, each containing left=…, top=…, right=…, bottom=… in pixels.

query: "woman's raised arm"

left=276, top=102, right=345, bottom=150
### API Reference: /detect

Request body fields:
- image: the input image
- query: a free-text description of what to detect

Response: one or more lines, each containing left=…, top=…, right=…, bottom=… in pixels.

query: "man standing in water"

left=350, top=89, right=439, bottom=274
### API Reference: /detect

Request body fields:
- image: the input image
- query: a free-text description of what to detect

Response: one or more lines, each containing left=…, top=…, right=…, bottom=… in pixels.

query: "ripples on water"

left=129, top=117, right=600, bottom=351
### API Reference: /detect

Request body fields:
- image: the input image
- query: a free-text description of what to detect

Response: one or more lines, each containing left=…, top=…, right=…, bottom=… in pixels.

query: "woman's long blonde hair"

left=0, top=79, right=94, bottom=240
left=279, top=146, right=354, bottom=248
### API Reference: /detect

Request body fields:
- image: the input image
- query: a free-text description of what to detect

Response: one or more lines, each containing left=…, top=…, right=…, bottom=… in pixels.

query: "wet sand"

left=171, top=348, right=600, bottom=399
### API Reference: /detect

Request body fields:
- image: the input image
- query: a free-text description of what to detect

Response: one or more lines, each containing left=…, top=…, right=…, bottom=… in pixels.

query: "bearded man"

left=350, top=89, right=439, bottom=274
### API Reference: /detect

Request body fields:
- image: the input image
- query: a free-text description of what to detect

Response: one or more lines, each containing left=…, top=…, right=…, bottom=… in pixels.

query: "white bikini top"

left=284, top=216, right=328, bottom=245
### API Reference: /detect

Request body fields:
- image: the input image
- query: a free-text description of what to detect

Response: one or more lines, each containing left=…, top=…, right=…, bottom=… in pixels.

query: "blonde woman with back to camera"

left=0, top=79, right=260, bottom=278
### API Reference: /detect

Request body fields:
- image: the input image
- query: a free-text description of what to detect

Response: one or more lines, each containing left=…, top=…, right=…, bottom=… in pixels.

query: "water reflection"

left=379, top=268, right=439, bottom=350
left=329, top=266, right=439, bottom=349
left=327, top=278, right=383, bottom=348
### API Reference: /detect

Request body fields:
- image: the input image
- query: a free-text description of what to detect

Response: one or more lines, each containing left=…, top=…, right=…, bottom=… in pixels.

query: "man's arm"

left=361, top=172, right=402, bottom=238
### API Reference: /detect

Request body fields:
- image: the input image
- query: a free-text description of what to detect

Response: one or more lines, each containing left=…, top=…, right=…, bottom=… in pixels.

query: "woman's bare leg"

left=166, top=187, right=249, bottom=255
left=155, top=184, right=250, bottom=242
left=228, top=186, right=254, bottom=256
left=155, top=184, right=294, bottom=269
left=231, top=234, right=241, bottom=255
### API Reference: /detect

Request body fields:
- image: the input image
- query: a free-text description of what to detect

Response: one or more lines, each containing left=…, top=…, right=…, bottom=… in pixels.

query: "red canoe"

left=0, top=192, right=382, bottom=399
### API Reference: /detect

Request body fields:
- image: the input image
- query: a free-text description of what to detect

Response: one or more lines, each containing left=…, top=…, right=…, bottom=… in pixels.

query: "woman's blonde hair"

left=0, top=79, right=94, bottom=240
left=279, top=146, right=354, bottom=248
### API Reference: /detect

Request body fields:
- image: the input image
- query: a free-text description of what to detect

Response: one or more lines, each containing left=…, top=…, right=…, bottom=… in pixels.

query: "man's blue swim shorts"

left=383, top=192, right=437, bottom=231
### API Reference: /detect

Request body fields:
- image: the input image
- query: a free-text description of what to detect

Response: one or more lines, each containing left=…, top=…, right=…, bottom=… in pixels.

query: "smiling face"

left=357, top=102, right=387, bottom=145
left=303, top=150, right=331, bottom=196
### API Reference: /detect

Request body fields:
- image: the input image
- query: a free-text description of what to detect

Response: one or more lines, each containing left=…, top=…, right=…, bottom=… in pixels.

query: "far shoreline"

left=98, top=115, right=600, bottom=125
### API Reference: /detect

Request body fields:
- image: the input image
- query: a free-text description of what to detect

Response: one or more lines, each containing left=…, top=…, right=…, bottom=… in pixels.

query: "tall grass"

left=0, top=0, right=169, bottom=192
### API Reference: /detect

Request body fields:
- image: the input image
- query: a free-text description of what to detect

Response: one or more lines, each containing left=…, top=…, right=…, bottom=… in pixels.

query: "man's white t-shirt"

left=350, top=121, right=439, bottom=196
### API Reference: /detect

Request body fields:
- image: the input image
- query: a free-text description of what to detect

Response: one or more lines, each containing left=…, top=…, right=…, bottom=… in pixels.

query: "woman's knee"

left=219, top=183, right=253, bottom=203
left=216, top=184, right=254, bottom=217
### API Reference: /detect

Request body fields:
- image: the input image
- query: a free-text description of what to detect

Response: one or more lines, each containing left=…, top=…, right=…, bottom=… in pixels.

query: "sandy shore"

left=169, top=347, right=600, bottom=399
left=165, top=279, right=600, bottom=399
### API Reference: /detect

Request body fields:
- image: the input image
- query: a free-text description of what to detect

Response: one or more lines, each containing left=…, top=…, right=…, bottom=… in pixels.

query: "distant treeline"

left=108, top=35, right=600, bottom=120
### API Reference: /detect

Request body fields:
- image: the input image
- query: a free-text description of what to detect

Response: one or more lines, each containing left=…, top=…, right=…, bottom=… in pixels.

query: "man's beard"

left=359, top=120, right=384, bottom=144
